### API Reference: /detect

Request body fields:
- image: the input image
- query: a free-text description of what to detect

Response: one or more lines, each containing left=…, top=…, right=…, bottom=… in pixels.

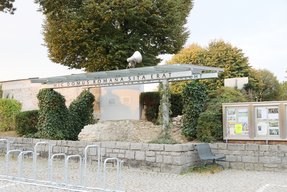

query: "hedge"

left=0, top=98, right=22, bottom=131
left=15, top=110, right=39, bottom=136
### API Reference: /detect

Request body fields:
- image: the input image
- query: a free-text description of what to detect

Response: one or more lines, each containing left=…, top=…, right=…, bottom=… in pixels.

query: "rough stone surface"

left=79, top=119, right=188, bottom=143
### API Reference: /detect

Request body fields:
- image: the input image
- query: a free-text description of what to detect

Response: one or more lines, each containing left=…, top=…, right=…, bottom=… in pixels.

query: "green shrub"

left=181, top=81, right=208, bottom=140
left=68, top=90, right=95, bottom=140
left=15, top=110, right=39, bottom=136
left=0, top=98, right=22, bottom=131
left=36, top=88, right=70, bottom=140
left=140, top=92, right=160, bottom=123
left=196, top=87, right=247, bottom=142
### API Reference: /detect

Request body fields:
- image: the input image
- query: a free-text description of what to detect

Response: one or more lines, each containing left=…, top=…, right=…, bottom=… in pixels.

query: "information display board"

left=255, top=106, right=279, bottom=136
left=226, top=107, right=249, bottom=136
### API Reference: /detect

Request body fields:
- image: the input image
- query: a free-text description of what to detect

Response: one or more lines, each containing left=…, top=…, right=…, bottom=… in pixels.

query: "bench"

left=195, top=143, right=226, bottom=168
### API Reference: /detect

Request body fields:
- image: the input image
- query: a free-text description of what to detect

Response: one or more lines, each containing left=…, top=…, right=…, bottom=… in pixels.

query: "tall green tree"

left=243, top=69, right=280, bottom=101
left=279, top=81, right=287, bottom=100
left=36, top=0, right=193, bottom=71
left=0, top=0, right=15, bottom=14
left=168, top=40, right=252, bottom=92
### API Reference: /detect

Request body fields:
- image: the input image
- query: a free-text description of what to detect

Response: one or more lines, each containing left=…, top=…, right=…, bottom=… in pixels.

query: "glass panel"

left=226, top=107, right=249, bottom=136
left=255, top=106, right=279, bottom=136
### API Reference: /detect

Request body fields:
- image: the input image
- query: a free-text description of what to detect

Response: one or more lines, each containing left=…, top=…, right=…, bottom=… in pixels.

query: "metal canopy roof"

left=31, top=64, right=224, bottom=88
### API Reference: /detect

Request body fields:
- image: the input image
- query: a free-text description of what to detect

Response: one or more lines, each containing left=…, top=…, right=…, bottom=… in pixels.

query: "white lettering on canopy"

left=52, top=71, right=218, bottom=88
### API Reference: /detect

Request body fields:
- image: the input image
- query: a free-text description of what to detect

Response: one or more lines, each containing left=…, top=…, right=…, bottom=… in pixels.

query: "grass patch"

left=181, top=164, right=223, bottom=175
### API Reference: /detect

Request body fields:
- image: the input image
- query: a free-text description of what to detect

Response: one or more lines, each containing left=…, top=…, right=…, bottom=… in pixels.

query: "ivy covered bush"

left=36, top=88, right=70, bottom=140
left=34, top=88, right=95, bottom=140
left=181, top=81, right=208, bottom=140
left=0, top=98, right=22, bottom=131
left=196, top=87, right=247, bottom=142
left=15, top=110, right=39, bottom=136
left=68, top=90, right=95, bottom=140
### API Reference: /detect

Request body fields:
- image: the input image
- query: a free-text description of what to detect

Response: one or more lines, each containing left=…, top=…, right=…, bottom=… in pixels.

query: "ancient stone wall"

left=2, top=137, right=287, bottom=173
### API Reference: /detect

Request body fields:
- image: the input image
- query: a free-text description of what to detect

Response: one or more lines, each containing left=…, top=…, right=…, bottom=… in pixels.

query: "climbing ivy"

left=181, top=81, right=208, bottom=140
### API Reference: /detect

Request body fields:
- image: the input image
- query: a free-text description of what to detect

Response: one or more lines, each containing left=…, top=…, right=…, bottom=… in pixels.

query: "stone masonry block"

left=230, top=162, right=244, bottom=169
left=146, top=156, right=156, bottom=162
left=242, top=156, right=258, bottom=163
left=259, top=156, right=281, bottom=164
left=263, top=163, right=279, bottom=168
left=226, top=155, right=237, bottom=162
left=254, top=164, right=264, bottom=171
left=149, top=144, right=164, bottom=151
left=156, top=155, right=163, bottom=163
left=259, top=145, right=270, bottom=152
left=172, top=156, right=185, bottom=165
left=146, top=151, right=155, bottom=157
left=142, top=143, right=149, bottom=150
left=270, top=145, right=279, bottom=152
left=278, top=145, right=287, bottom=152
left=165, top=144, right=185, bottom=152
left=246, top=144, right=259, bottom=151
left=163, top=156, right=172, bottom=164
left=118, top=153, right=125, bottom=158
left=135, top=151, right=145, bottom=160
left=244, top=163, right=255, bottom=170
left=217, top=143, right=228, bottom=150
left=130, top=143, right=142, bottom=150
left=113, top=149, right=119, bottom=153
left=125, top=150, right=135, bottom=159
left=228, top=144, right=245, bottom=151
left=101, top=141, right=116, bottom=149
left=116, top=142, right=130, bottom=149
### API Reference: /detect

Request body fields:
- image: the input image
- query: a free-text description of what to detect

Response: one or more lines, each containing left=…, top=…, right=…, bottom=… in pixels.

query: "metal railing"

left=0, top=140, right=124, bottom=192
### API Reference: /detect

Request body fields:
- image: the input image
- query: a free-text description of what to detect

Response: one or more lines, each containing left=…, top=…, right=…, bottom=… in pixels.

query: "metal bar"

left=33, top=141, right=54, bottom=179
left=65, top=154, right=83, bottom=185
left=49, top=153, right=66, bottom=182
left=17, top=151, right=34, bottom=177
left=5, top=149, right=22, bottom=175
left=83, top=145, right=101, bottom=186
left=103, top=158, right=122, bottom=191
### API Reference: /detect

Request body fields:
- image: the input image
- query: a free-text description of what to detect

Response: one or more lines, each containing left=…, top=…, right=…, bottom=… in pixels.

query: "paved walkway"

left=122, top=168, right=287, bottom=192
left=1, top=157, right=287, bottom=192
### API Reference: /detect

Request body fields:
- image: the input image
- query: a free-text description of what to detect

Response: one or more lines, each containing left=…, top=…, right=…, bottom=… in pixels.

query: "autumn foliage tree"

left=168, top=40, right=252, bottom=92
left=36, top=0, right=193, bottom=72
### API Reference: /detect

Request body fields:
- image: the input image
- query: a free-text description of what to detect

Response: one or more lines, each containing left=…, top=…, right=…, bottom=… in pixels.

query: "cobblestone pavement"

left=1, top=157, right=287, bottom=192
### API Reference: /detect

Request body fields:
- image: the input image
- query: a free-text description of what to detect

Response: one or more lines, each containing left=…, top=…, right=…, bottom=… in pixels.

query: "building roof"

left=31, top=64, right=224, bottom=88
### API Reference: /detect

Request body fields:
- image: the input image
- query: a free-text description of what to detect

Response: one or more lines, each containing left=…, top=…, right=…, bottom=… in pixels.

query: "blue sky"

left=0, top=0, right=286, bottom=82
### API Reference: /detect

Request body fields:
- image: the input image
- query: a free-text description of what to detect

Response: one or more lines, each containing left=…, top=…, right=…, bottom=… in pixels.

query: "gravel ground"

left=1, top=157, right=287, bottom=192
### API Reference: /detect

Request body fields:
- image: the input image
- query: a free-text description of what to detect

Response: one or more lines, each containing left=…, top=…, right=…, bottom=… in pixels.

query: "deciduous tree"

left=36, top=0, right=193, bottom=71
left=168, top=40, right=252, bottom=92
left=243, top=69, right=281, bottom=101
left=0, top=0, right=15, bottom=14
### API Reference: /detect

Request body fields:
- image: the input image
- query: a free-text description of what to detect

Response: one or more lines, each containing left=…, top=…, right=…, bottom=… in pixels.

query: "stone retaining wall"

left=2, top=137, right=287, bottom=173
left=0, top=137, right=198, bottom=174
left=211, top=143, right=287, bottom=172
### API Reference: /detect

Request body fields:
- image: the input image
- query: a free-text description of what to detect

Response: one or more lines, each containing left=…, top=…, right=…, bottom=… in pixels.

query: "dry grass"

left=0, top=131, right=19, bottom=137
left=181, top=164, right=224, bottom=175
